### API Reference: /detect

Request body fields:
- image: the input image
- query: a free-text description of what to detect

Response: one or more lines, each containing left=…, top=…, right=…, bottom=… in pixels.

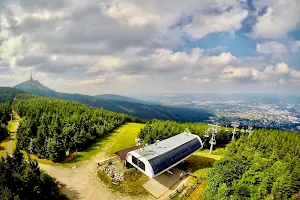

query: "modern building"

left=125, top=132, right=203, bottom=178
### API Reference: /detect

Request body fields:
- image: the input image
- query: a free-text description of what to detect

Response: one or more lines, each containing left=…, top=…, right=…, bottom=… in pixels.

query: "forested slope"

left=13, top=94, right=142, bottom=162
left=0, top=149, right=65, bottom=200
left=138, top=120, right=238, bottom=148
left=0, top=87, right=25, bottom=104
left=14, top=80, right=212, bottom=123
left=0, top=87, right=23, bottom=140
left=0, top=103, right=11, bottom=141
left=203, top=129, right=300, bottom=200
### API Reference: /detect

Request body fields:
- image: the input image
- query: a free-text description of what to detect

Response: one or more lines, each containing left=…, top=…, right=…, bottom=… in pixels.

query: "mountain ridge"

left=13, top=79, right=212, bottom=122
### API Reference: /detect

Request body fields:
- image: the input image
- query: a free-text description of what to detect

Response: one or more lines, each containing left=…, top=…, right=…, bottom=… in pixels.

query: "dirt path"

left=2, top=119, right=19, bottom=157
left=39, top=151, right=152, bottom=200
left=6, top=119, right=151, bottom=200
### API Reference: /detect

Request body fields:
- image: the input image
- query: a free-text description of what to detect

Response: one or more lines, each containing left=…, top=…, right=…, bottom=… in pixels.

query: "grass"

left=26, top=123, right=145, bottom=166
left=101, top=123, right=145, bottom=157
left=180, top=148, right=225, bottom=200
left=12, top=110, right=21, bottom=120
left=95, top=123, right=151, bottom=197
left=64, top=123, right=145, bottom=164
left=0, top=139, right=9, bottom=157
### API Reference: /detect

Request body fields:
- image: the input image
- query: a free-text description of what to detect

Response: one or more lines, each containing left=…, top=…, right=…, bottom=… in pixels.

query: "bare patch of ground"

left=39, top=151, right=153, bottom=200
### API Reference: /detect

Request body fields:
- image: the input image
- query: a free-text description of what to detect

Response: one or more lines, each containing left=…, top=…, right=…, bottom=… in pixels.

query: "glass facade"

left=148, top=138, right=201, bottom=175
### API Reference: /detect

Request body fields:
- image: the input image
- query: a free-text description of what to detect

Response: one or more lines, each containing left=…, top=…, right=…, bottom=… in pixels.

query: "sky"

left=0, top=0, right=300, bottom=95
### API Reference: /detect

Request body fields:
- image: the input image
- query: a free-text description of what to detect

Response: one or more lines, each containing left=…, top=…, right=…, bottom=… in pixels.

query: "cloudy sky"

left=0, top=0, right=300, bottom=95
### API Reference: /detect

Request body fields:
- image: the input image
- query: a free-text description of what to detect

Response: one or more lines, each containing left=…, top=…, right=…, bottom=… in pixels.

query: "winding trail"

left=2, top=118, right=19, bottom=157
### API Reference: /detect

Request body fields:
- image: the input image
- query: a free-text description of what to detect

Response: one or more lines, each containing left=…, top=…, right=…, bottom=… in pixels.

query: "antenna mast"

left=30, top=69, right=33, bottom=81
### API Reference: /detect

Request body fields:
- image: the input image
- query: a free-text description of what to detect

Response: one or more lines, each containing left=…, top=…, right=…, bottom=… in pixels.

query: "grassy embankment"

left=182, top=148, right=225, bottom=200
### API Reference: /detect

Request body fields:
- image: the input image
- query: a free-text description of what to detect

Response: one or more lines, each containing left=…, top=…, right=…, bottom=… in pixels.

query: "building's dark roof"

left=115, top=145, right=142, bottom=161
left=148, top=137, right=201, bottom=175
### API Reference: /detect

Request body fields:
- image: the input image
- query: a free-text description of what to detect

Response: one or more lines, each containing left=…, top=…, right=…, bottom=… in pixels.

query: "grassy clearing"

left=96, top=123, right=151, bottom=197
left=181, top=148, right=225, bottom=200
left=0, top=139, right=9, bottom=157
left=101, top=123, right=145, bottom=156
left=64, top=123, right=145, bottom=164
left=27, top=123, right=145, bottom=166
left=12, top=110, right=21, bottom=120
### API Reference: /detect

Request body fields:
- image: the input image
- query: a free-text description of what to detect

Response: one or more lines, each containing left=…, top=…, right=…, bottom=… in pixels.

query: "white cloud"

left=183, top=7, right=248, bottom=38
left=88, top=56, right=127, bottom=73
left=220, top=62, right=300, bottom=85
left=221, top=66, right=260, bottom=82
left=290, top=41, right=300, bottom=52
left=79, top=77, right=106, bottom=85
left=252, top=0, right=300, bottom=39
left=274, top=63, right=289, bottom=74
left=116, top=74, right=146, bottom=83
left=182, top=76, right=188, bottom=81
left=256, top=41, right=287, bottom=54
left=1, top=0, right=300, bottom=93
left=194, top=78, right=211, bottom=84
left=182, top=76, right=210, bottom=83
left=200, top=52, right=236, bottom=67
left=105, top=2, right=159, bottom=27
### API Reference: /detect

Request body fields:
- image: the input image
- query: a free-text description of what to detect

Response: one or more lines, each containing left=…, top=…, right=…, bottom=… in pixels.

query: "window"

left=132, top=155, right=145, bottom=171
left=132, top=156, right=138, bottom=165
left=138, top=160, right=145, bottom=171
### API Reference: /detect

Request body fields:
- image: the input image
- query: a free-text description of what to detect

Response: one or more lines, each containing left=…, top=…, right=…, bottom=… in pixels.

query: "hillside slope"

left=95, top=94, right=153, bottom=105
left=14, top=79, right=212, bottom=122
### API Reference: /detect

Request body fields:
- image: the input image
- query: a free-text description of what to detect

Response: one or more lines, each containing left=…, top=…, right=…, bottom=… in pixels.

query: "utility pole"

left=231, top=122, right=240, bottom=140
left=207, top=124, right=220, bottom=154
left=247, top=125, right=253, bottom=137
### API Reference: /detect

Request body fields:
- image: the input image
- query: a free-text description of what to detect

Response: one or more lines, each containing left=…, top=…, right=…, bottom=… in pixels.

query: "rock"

left=100, top=164, right=125, bottom=183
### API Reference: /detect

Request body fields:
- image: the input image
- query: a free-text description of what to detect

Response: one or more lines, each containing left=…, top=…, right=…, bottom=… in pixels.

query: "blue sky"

left=0, top=0, right=300, bottom=94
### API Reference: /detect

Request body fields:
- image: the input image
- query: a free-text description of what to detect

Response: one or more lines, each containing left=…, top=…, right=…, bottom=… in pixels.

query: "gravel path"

left=39, top=152, right=153, bottom=200
left=2, top=120, right=19, bottom=157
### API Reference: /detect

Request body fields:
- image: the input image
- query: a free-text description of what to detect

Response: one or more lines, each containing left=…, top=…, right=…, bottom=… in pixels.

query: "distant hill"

left=14, top=79, right=59, bottom=98
left=14, top=79, right=212, bottom=122
left=95, top=94, right=154, bottom=105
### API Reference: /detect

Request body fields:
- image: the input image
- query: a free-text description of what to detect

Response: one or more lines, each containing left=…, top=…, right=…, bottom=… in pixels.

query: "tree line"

left=203, top=129, right=300, bottom=200
left=0, top=148, right=66, bottom=200
left=0, top=103, right=11, bottom=141
left=13, top=94, right=143, bottom=162
left=0, top=87, right=20, bottom=141
left=138, top=120, right=240, bottom=148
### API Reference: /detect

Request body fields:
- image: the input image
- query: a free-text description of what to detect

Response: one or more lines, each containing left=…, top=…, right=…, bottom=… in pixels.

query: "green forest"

left=13, top=94, right=142, bottom=162
left=1, top=87, right=300, bottom=199
left=139, top=120, right=300, bottom=199
left=0, top=149, right=65, bottom=200
left=138, top=120, right=240, bottom=148
left=0, top=103, right=10, bottom=141
left=203, top=129, right=300, bottom=200
left=0, top=87, right=21, bottom=141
